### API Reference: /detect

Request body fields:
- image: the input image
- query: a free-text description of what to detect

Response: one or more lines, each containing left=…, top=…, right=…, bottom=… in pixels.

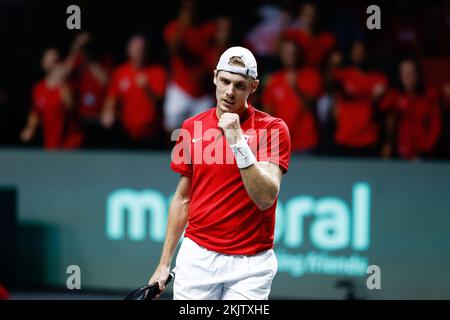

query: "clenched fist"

left=218, top=113, right=243, bottom=145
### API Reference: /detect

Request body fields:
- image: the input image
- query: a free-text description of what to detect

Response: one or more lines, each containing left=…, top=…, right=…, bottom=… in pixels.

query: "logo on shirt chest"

left=192, top=134, right=252, bottom=144
left=83, top=92, right=96, bottom=107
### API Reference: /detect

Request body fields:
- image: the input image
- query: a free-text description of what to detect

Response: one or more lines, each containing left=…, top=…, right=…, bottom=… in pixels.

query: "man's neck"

left=131, top=61, right=143, bottom=69
left=286, top=66, right=297, bottom=73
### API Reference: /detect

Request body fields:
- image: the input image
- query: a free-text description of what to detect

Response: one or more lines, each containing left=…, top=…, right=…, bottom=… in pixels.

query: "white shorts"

left=163, top=82, right=214, bottom=131
left=173, top=237, right=278, bottom=300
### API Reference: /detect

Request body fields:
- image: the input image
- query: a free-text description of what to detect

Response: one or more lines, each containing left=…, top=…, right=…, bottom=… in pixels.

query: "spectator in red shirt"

left=163, top=0, right=215, bottom=131
left=332, top=41, right=387, bottom=156
left=284, top=2, right=336, bottom=68
left=100, top=35, right=167, bottom=149
left=262, top=37, right=322, bottom=153
left=20, top=48, right=83, bottom=150
left=381, top=59, right=441, bottom=160
left=58, top=32, right=109, bottom=148
left=74, top=37, right=109, bottom=148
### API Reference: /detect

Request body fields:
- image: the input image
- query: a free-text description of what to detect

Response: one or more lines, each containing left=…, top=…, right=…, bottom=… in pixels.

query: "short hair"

left=228, top=56, right=245, bottom=67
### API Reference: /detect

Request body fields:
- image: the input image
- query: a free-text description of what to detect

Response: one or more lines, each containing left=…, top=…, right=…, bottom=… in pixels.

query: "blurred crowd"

left=4, top=0, right=450, bottom=160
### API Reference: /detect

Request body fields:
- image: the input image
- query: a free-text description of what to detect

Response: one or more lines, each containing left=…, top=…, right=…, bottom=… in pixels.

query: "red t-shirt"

left=263, top=68, right=322, bottom=151
left=32, top=80, right=83, bottom=150
left=284, top=29, right=336, bottom=67
left=164, top=20, right=216, bottom=97
left=381, top=89, right=441, bottom=159
left=171, top=105, right=291, bottom=255
left=107, top=63, right=166, bottom=139
left=79, top=66, right=107, bottom=118
left=333, top=67, right=387, bottom=147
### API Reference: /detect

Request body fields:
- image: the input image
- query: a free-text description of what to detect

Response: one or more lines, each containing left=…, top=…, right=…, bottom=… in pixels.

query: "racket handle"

left=165, top=270, right=175, bottom=285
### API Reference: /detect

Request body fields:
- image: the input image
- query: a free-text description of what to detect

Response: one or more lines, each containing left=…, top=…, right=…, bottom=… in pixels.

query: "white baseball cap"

left=215, top=46, right=258, bottom=79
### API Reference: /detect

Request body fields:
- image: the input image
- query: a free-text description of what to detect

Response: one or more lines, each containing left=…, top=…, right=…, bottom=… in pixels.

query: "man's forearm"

left=240, top=162, right=280, bottom=211
left=26, top=112, right=39, bottom=130
left=218, top=113, right=282, bottom=211
left=158, top=195, right=189, bottom=266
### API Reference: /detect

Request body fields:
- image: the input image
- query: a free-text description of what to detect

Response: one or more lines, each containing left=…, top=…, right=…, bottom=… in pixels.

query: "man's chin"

left=218, top=104, right=231, bottom=113
left=218, top=103, right=240, bottom=114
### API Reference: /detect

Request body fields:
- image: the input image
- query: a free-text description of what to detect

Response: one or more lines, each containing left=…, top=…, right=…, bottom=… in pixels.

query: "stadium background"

left=0, top=0, right=450, bottom=299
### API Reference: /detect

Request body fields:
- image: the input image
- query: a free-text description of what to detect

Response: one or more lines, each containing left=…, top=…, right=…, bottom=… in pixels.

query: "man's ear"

left=251, top=79, right=260, bottom=93
left=213, top=70, right=218, bottom=86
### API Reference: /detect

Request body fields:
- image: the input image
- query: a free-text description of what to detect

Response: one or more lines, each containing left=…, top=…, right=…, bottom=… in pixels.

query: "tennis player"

left=148, top=46, right=291, bottom=300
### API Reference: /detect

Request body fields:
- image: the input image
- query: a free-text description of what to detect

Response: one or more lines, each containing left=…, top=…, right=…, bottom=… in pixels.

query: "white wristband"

left=230, top=136, right=257, bottom=169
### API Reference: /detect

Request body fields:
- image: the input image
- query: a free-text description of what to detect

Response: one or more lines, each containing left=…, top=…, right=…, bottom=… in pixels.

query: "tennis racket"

left=124, top=269, right=175, bottom=301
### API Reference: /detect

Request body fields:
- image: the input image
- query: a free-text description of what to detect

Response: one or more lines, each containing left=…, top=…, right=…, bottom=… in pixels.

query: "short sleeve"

left=257, top=119, right=291, bottom=174
left=170, top=121, right=193, bottom=177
